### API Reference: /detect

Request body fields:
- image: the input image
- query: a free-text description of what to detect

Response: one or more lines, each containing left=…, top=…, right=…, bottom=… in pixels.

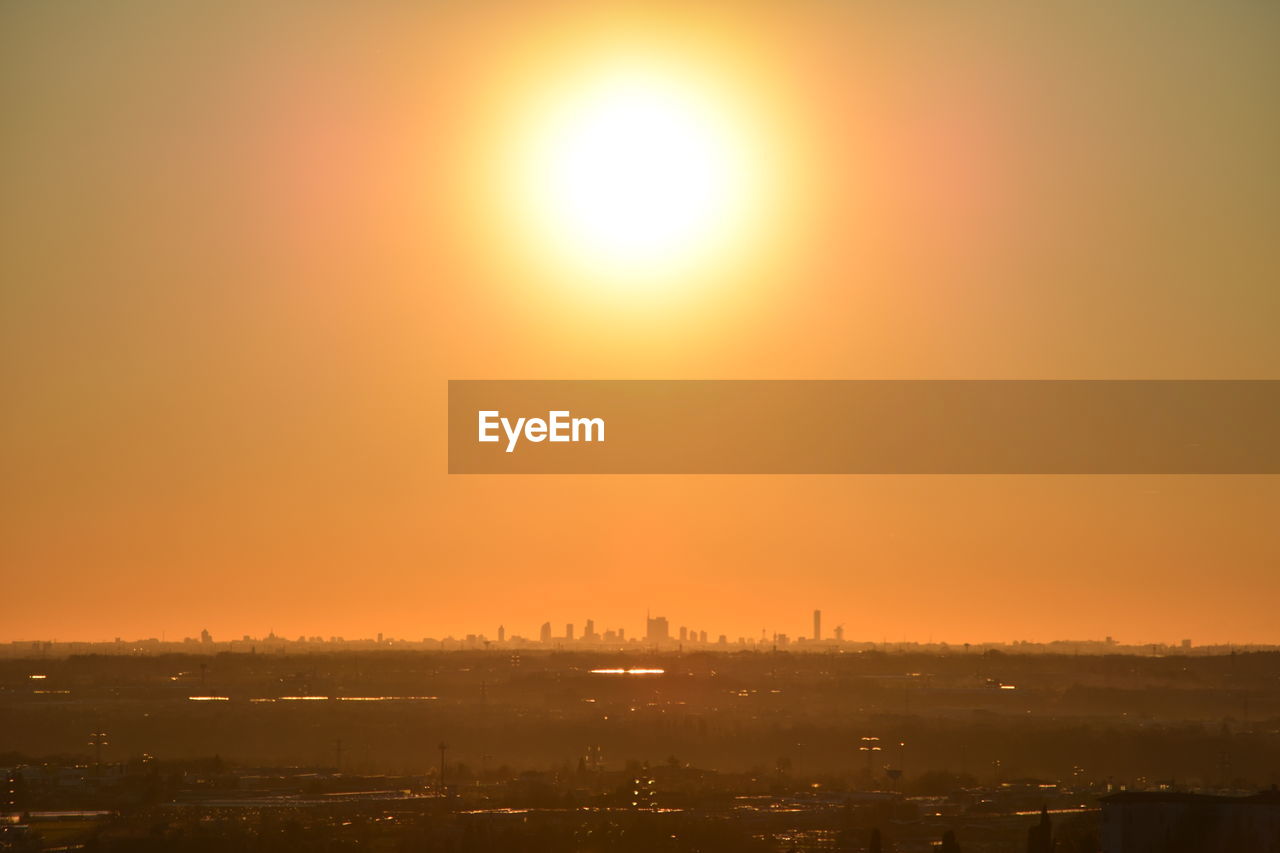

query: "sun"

left=512, top=61, right=760, bottom=284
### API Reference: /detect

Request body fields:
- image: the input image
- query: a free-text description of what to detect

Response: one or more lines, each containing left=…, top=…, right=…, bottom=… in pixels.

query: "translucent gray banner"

left=448, top=381, right=1280, bottom=474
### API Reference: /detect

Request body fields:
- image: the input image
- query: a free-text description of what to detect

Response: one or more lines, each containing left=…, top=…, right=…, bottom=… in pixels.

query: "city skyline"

left=1, top=609, right=1251, bottom=655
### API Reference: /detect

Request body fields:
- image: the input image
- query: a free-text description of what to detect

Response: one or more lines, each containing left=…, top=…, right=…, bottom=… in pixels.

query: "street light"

left=88, top=731, right=109, bottom=776
left=859, top=737, right=882, bottom=782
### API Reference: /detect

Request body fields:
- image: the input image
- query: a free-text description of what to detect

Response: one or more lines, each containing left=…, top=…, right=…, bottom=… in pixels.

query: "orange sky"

left=2, top=1, right=1278, bottom=645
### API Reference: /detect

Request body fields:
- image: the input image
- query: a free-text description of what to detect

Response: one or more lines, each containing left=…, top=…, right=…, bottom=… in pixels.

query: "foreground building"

left=1100, top=790, right=1280, bottom=852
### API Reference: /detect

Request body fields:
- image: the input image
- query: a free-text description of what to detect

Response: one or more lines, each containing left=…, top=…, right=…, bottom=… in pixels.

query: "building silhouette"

left=646, top=614, right=669, bottom=643
left=1026, top=807, right=1052, bottom=853
left=1101, top=790, right=1280, bottom=852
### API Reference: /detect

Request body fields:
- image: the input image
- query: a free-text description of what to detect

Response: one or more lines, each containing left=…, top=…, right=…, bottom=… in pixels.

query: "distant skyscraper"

left=813, top=610, right=822, bottom=642
left=539, top=622, right=552, bottom=644
left=498, top=625, right=505, bottom=643
left=679, top=626, right=688, bottom=643
left=834, top=624, right=844, bottom=642
left=565, top=623, right=574, bottom=641
left=646, top=614, right=669, bottom=643
left=584, top=619, right=595, bottom=640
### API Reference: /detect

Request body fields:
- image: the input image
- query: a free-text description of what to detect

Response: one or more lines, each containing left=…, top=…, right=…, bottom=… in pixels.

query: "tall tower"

left=497, top=625, right=505, bottom=643
left=813, top=610, right=822, bottom=642
left=539, top=622, right=552, bottom=644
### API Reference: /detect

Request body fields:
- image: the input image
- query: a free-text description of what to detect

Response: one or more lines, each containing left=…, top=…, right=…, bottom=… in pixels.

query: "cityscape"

left=3, top=626, right=1280, bottom=850
left=6, top=610, right=1274, bottom=661
left=5, top=0, right=1279, bottom=849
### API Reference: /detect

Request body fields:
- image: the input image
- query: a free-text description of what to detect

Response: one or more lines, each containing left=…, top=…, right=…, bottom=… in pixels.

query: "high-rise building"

left=679, top=626, right=688, bottom=643
left=539, top=622, right=552, bottom=644
left=646, top=615, right=669, bottom=643
left=813, top=610, right=822, bottom=642
left=584, top=619, right=597, bottom=641
left=497, top=625, right=505, bottom=643
left=565, top=623, right=574, bottom=641
left=834, top=624, right=844, bottom=642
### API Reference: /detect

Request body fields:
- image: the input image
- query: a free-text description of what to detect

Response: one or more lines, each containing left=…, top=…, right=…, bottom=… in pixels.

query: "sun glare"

left=513, top=62, right=760, bottom=285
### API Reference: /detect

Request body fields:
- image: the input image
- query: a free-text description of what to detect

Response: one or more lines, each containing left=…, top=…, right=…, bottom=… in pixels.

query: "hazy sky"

left=2, top=1, right=1278, bottom=644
